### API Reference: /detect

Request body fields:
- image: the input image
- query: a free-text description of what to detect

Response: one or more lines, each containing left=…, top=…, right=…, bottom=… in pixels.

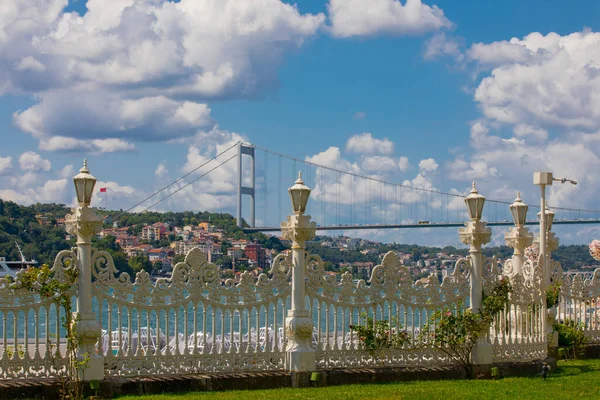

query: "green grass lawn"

left=116, top=359, right=600, bottom=400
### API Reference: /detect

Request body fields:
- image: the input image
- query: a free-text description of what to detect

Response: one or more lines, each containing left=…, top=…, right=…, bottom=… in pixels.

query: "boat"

left=0, top=242, right=38, bottom=278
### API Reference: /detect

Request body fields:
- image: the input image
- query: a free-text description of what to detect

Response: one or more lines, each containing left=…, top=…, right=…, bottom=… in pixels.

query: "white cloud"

left=398, top=156, right=410, bottom=172
left=15, top=91, right=212, bottom=143
left=423, top=32, right=463, bottom=60
left=418, top=158, right=438, bottom=172
left=39, top=136, right=136, bottom=153
left=445, top=157, right=499, bottom=181
left=346, top=133, right=395, bottom=155
left=468, top=39, right=534, bottom=67
left=471, top=31, right=600, bottom=130
left=91, top=180, right=143, bottom=211
left=155, top=163, right=168, bottom=180
left=0, top=156, right=12, bottom=175
left=513, top=124, right=548, bottom=142
left=15, top=56, right=46, bottom=72
left=361, top=156, right=399, bottom=172
left=327, top=0, right=451, bottom=38
left=2, top=0, right=325, bottom=148
left=59, top=164, right=74, bottom=179
left=0, top=178, right=69, bottom=205
left=18, top=151, right=51, bottom=172
left=438, top=29, right=600, bottom=219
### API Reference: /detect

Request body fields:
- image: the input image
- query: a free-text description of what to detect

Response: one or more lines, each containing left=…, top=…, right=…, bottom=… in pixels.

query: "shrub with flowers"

left=419, top=278, right=512, bottom=377
left=589, top=240, right=600, bottom=261
left=350, top=312, right=410, bottom=355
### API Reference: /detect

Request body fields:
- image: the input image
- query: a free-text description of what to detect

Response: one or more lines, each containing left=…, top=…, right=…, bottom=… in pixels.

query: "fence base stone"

left=0, top=360, right=555, bottom=399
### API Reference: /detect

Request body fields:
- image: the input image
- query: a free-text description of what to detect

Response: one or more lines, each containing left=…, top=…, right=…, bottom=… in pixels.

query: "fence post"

left=459, top=182, right=492, bottom=365
left=504, top=193, right=533, bottom=276
left=281, top=172, right=316, bottom=372
left=65, top=160, right=104, bottom=381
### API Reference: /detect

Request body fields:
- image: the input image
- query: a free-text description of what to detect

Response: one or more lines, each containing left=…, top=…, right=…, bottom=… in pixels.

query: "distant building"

left=244, top=243, right=267, bottom=270
left=148, top=249, right=167, bottom=262
left=198, top=222, right=214, bottom=232
left=116, top=236, right=138, bottom=248
left=141, top=223, right=167, bottom=241
left=35, top=214, right=49, bottom=225
left=227, top=247, right=244, bottom=260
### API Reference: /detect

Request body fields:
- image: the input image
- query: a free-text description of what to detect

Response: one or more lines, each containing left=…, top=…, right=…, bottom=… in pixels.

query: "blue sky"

left=2, top=0, right=600, bottom=246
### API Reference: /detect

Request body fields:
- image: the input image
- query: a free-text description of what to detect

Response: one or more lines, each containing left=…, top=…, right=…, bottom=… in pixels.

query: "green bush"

left=554, top=319, right=587, bottom=359
left=420, top=278, right=513, bottom=376
left=350, top=313, right=410, bottom=354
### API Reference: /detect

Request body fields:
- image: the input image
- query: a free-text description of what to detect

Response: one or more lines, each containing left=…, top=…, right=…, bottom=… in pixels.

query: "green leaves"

left=420, top=279, right=512, bottom=374
left=350, top=312, right=410, bottom=354
left=554, top=319, right=587, bottom=359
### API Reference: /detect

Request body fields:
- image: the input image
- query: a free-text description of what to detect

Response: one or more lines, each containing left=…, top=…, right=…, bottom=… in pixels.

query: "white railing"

left=91, top=248, right=291, bottom=376
left=0, top=250, right=74, bottom=378
left=306, top=252, right=471, bottom=369
left=0, top=246, right=560, bottom=379
left=486, top=258, right=546, bottom=362
left=559, top=267, right=600, bottom=343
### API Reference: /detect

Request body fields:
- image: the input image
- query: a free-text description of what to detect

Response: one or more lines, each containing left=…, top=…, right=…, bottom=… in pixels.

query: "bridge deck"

left=243, top=219, right=600, bottom=232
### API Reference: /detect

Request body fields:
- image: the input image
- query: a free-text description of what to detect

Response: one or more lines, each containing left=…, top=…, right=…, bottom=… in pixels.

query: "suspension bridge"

left=125, top=142, right=600, bottom=233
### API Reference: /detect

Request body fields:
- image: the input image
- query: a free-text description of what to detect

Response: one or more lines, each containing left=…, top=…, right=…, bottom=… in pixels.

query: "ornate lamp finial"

left=471, top=181, right=477, bottom=193
left=80, top=158, right=90, bottom=174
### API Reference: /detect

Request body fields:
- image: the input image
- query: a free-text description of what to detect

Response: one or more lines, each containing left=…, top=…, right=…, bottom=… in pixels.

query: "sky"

left=1, top=0, right=600, bottom=247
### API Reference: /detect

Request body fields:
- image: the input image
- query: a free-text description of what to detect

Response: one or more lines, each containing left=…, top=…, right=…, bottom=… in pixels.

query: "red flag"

left=99, top=187, right=107, bottom=193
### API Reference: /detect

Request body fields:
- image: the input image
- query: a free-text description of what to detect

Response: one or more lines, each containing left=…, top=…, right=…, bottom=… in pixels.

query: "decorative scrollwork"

left=306, top=251, right=469, bottom=308
left=92, top=247, right=292, bottom=307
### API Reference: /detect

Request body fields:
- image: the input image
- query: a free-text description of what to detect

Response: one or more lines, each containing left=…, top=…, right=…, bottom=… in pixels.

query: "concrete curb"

left=0, top=358, right=560, bottom=399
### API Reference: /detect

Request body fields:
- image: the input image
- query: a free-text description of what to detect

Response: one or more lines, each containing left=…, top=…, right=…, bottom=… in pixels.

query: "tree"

left=152, top=260, right=164, bottom=274
left=128, top=255, right=153, bottom=274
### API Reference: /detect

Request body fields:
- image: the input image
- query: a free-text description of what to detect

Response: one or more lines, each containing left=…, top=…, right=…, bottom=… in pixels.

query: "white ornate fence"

left=0, top=250, right=75, bottom=378
left=92, top=248, right=292, bottom=376
left=558, top=266, right=600, bottom=343
left=485, top=258, right=546, bottom=362
left=0, top=246, right=557, bottom=379
left=306, top=252, right=471, bottom=368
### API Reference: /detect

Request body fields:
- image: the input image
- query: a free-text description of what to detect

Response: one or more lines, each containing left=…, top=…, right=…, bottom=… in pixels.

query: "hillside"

left=0, top=199, right=597, bottom=273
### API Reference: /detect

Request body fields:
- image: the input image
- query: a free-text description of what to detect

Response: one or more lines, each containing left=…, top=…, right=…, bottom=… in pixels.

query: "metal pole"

left=470, top=239, right=483, bottom=313
left=237, top=143, right=242, bottom=227
left=540, top=185, right=547, bottom=286
left=250, top=146, right=255, bottom=228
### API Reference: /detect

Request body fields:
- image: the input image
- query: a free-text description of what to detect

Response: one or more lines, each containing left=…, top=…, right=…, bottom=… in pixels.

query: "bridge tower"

left=236, top=143, right=256, bottom=228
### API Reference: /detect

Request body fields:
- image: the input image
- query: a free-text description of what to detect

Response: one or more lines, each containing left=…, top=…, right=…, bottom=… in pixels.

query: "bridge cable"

left=116, top=141, right=240, bottom=216
left=253, top=143, right=600, bottom=215
left=138, top=153, right=238, bottom=214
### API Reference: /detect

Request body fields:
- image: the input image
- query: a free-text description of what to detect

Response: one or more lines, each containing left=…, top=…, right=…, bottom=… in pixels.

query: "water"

left=0, top=296, right=433, bottom=341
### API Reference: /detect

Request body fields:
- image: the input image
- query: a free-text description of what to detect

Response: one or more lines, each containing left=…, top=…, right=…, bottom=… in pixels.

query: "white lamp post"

left=65, top=159, right=104, bottom=380
left=281, top=172, right=317, bottom=372
left=533, top=172, right=576, bottom=286
left=504, top=192, right=533, bottom=276
left=533, top=172, right=576, bottom=346
left=459, top=182, right=492, bottom=365
left=459, top=182, right=492, bottom=313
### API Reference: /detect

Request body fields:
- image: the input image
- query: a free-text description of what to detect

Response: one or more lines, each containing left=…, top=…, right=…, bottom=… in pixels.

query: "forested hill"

left=0, top=200, right=71, bottom=263
left=0, top=199, right=249, bottom=264
left=0, top=198, right=597, bottom=271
